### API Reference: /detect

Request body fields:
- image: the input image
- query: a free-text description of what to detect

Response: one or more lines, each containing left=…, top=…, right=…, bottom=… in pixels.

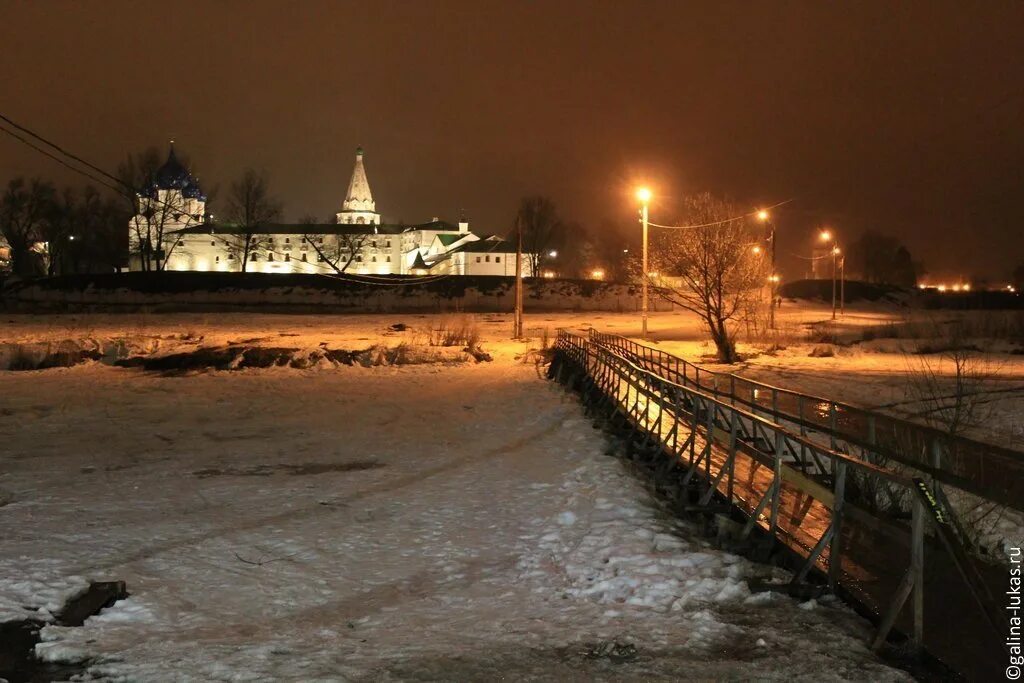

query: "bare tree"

left=224, top=169, right=282, bottom=272
left=647, top=192, right=767, bottom=362
left=0, top=177, right=55, bottom=277
left=302, top=225, right=370, bottom=274
left=904, top=323, right=993, bottom=437
left=39, top=187, right=78, bottom=276
left=514, top=196, right=563, bottom=275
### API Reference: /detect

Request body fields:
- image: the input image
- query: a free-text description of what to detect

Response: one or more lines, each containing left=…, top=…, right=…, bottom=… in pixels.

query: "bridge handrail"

left=585, top=329, right=1024, bottom=512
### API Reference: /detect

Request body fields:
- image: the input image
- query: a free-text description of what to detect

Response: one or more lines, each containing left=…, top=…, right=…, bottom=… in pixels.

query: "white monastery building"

left=128, top=146, right=532, bottom=277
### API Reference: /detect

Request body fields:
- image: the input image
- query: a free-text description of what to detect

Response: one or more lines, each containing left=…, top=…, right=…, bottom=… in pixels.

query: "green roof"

left=436, top=233, right=465, bottom=246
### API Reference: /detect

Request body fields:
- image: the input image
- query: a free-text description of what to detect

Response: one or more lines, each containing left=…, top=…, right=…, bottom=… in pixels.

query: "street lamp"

left=758, top=210, right=777, bottom=328
left=819, top=229, right=841, bottom=320
left=636, top=187, right=652, bottom=337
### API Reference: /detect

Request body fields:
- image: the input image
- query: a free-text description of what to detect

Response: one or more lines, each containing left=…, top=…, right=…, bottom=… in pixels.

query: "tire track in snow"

left=74, top=409, right=569, bottom=575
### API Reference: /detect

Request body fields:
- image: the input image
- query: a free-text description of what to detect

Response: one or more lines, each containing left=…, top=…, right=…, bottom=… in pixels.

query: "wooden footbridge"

left=550, top=329, right=1020, bottom=679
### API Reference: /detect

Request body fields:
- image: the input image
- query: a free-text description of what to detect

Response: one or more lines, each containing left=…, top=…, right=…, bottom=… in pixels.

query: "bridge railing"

left=552, top=328, right=1007, bottom=664
left=587, top=329, right=1024, bottom=513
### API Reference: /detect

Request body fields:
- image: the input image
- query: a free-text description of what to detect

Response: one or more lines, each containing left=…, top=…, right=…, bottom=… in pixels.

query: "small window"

left=386, top=256, right=391, bottom=262
left=251, top=254, right=258, bottom=262
left=228, top=253, right=235, bottom=260
left=385, top=240, right=391, bottom=247
left=301, top=253, right=307, bottom=262
left=356, top=255, right=363, bottom=262
left=371, top=256, right=377, bottom=262
left=177, top=240, right=184, bottom=247
left=268, top=253, right=274, bottom=262
left=215, top=256, right=220, bottom=263
left=371, top=240, right=377, bottom=248
left=301, top=238, right=306, bottom=244
left=495, top=256, right=501, bottom=263
left=485, top=255, right=491, bottom=262
left=210, top=241, right=215, bottom=246
left=285, top=238, right=290, bottom=243
left=476, top=256, right=481, bottom=263
left=285, top=253, right=291, bottom=262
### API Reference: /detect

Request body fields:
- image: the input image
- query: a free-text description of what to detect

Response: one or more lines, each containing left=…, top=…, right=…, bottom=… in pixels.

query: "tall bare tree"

left=0, top=177, right=55, bottom=277
left=648, top=192, right=767, bottom=362
left=224, top=169, right=282, bottom=272
left=514, top=196, right=563, bottom=275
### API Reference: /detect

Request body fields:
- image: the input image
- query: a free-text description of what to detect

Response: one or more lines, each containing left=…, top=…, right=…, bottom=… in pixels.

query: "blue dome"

left=149, top=145, right=205, bottom=199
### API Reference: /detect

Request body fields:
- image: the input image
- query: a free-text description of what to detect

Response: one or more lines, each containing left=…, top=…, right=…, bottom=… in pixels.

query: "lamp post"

left=636, top=187, right=652, bottom=338
left=819, top=229, right=840, bottom=320
left=840, top=252, right=846, bottom=315
left=757, top=210, right=776, bottom=328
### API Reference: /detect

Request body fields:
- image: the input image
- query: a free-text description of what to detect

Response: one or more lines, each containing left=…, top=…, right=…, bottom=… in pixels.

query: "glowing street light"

left=818, top=229, right=842, bottom=319
left=591, top=268, right=606, bottom=280
left=751, top=245, right=763, bottom=255
left=548, top=250, right=558, bottom=258
left=757, top=209, right=778, bottom=328
left=636, top=187, right=652, bottom=337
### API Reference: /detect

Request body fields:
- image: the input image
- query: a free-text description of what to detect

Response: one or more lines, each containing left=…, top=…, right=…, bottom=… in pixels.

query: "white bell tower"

left=336, top=146, right=381, bottom=225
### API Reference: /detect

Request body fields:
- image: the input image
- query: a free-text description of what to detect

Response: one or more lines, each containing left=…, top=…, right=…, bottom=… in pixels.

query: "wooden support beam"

left=871, top=567, right=916, bottom=651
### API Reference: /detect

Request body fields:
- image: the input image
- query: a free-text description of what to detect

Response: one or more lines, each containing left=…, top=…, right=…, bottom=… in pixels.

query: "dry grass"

left=428, top=315, right=481, bottom=349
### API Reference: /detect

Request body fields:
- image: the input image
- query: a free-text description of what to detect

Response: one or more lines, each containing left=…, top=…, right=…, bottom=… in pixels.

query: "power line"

left=0, top=112, right=126, bottom=189
left=0, top=123, right=122, bottom=195
left=647, top=199, right=795, bottom=230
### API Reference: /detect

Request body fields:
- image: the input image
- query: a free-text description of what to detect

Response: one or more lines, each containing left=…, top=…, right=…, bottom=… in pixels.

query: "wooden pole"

left=513, top=216, right=523, bottom=339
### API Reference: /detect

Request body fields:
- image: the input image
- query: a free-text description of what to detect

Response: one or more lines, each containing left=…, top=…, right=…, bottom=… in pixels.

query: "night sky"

left=2, top=1, right=1022, bottom=280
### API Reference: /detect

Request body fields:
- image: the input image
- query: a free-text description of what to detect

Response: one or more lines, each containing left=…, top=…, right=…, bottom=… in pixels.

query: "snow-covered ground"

left=0, top=311, right=908, bottom=680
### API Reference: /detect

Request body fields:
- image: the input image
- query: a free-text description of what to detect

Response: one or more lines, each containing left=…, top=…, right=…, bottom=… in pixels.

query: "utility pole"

left=513, top=215, right=524, bottom=339
left=840, top=255, right=846, bottom=316
left=831, top=246, right=838, bottom=320
left=637, top=188, right=651, bottom=338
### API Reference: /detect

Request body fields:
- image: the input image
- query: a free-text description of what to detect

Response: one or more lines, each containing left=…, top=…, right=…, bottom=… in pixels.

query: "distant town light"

left=542, top=270, right=556, bottom=279
left=591, top=268, right=605, bottom=280
left=647, top=271, right=659, bottom=278
left=832, top=246, right=841, bottom=255
left=962, top=283, right=971, bottom=291
left=752, top=245, right=762, bottom=255
left=937, top=285, right=947, bottom=292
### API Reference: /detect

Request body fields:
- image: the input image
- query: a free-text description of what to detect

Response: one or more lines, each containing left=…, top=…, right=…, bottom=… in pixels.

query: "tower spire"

left=336, top=146, right=381, bottom=225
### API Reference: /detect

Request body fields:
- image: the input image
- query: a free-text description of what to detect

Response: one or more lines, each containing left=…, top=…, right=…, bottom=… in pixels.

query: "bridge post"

left=828, top=461, right=847, bottom=591
left=911, top=495, right=925, bottom=651
left=769, top=432, right=783, bottom=540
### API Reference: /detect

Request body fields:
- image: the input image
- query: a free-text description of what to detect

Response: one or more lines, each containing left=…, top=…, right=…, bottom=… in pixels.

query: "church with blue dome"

left=128, top=144, right=531, bottom=277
